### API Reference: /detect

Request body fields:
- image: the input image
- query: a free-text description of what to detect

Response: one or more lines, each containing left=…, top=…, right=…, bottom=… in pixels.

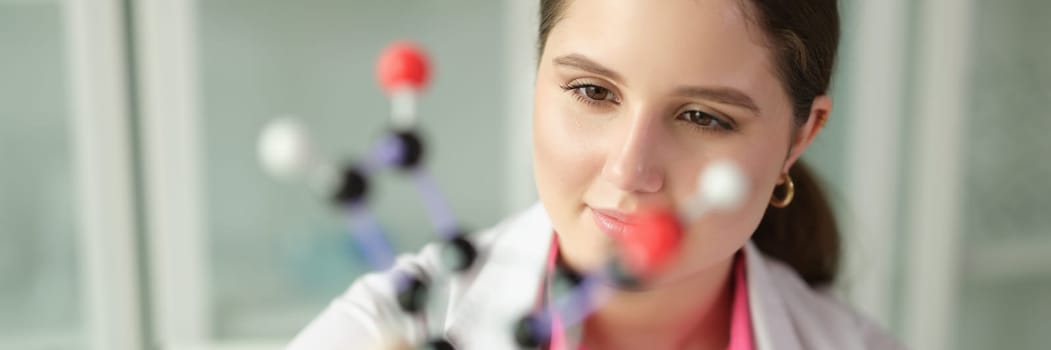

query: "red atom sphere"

left=376, top=42, right=430, bottom=94
left=613, top=209, right=684, bottom=278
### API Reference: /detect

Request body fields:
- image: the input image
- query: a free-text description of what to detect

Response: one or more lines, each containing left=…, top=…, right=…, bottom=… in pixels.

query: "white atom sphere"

left=258, top=117, right=312, bottom=180
left=699, top=161, right=747, bottom=210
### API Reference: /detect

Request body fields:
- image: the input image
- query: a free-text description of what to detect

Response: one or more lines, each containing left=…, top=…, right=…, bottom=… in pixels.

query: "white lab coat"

left=287, top=203, right=906, bottom=349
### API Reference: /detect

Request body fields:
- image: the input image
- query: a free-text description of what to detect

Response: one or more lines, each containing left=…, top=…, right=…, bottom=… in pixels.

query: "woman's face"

left=533, top=0, right=827, bottom=280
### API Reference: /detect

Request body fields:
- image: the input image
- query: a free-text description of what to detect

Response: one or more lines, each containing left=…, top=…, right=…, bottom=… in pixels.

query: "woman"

left=288, top=0, right=904, bottom=349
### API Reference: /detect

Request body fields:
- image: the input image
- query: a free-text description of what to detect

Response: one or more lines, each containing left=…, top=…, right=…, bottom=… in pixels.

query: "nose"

left=601, top=110, right=665, bottom=193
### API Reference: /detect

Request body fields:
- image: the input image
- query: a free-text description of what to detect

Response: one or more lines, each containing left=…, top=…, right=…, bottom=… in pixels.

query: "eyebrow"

left=553, top=54, right=624, bottom=83
left=675, top=86, right=761, bottom=113
left=553, top=53, right=761, bottom=114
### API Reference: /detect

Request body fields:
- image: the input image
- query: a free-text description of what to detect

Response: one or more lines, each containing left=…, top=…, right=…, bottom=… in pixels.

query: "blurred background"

left=1, top=0, right=1049, bottom=349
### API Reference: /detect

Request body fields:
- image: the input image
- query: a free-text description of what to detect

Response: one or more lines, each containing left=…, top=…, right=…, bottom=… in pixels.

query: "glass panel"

left=957, top=0, right=1051, bottom=349
left=196, top=0, right=509, bottom=339
left=0, top=1, right=84, bottom=348
left=961, top=0, right=1051, bottom=242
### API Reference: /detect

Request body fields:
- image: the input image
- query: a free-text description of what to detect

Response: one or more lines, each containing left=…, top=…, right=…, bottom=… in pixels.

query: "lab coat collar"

left=744, top=240, right=801, bottom=350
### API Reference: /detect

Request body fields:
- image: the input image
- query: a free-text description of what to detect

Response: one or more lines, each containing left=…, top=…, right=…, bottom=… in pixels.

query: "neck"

left=582, top=257, right=736, bottom=350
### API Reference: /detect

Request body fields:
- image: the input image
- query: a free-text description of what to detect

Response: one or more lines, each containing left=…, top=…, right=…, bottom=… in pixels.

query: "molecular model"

left=258, top=41, right=749, bottom=350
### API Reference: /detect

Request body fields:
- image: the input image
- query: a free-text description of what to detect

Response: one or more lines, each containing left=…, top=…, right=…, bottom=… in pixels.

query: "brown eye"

left=685, top=111, right=717, bottom=126
left=682, top=110, right=735, bottom=131
left=579, top=85, right=612, bottom=101
left=560, top=82, right=618, bottom=106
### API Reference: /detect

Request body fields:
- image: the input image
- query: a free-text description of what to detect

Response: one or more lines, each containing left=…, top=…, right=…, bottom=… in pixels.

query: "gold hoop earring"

left=770, top=173, right=795, bottom=208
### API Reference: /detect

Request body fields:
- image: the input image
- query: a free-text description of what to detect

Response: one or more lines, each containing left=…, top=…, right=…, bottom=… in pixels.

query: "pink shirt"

left=543, top=241, right=754, bottom=350
left=728, top=252, right=754, bottom=350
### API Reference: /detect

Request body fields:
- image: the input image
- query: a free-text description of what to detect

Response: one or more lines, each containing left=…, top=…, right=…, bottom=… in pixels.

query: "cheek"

left=668, top=119, right=793, bottom=273
left=726, top=119, right=795, bottom=231
left=739, top=129, right=794, bottom=207
left=532, top=80, right=615, bottom=269
left=532, top=83, right=602, bottom=215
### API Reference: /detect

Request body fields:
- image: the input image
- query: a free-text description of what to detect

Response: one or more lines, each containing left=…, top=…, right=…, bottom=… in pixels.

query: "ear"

left=780, top=95, right=831, bottom=176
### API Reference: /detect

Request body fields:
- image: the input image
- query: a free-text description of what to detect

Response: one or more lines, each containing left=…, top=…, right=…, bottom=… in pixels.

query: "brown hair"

left=538, top=0, right=841, bottom=288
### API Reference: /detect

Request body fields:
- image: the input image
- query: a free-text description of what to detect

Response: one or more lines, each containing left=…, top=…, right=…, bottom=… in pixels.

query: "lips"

left=590, top=206, right=685, bottom=279
left=590, top=207, right=637, bottom=239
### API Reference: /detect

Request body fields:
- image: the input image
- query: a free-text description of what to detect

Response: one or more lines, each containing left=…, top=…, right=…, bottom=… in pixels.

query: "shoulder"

left=756, top=253, right=908, bottom=350
left=357, top=201, right=548, bottom=288
left=340, top=203, right=544, bottom=313
left=289, top=204, right=552, bottom=348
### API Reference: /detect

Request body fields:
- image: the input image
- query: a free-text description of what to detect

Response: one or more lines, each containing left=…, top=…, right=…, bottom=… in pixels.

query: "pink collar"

left=541, top=239, right=754, bottom=350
